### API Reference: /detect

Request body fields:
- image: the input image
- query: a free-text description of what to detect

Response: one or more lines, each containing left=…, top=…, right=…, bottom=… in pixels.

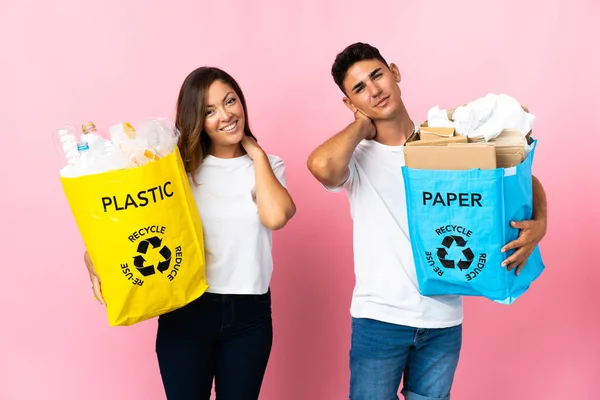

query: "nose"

left=367, top=81, right=382, bottom=98
left=218, top=107, right=232, bottom=122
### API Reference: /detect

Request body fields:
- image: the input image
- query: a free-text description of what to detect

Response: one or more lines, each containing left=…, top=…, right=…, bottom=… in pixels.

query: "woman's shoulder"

left=266, top=153, right=285, bottom=169
left=266, top=153, right=283, bottom=162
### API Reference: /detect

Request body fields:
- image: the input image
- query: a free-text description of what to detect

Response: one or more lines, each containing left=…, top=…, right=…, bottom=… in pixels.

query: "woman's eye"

left=205, top=109, right=214, bottom=116
left=227, top=98, right=236, bottom=105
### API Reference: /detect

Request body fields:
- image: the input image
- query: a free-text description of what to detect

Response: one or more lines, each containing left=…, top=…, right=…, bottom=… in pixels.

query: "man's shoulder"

left=353, top=140, right=375, bottom=157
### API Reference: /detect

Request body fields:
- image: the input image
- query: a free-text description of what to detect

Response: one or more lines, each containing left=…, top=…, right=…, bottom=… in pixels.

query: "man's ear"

left=343, top=97, right=358, bottom=114
left=390, top=63, right=401, bottom=83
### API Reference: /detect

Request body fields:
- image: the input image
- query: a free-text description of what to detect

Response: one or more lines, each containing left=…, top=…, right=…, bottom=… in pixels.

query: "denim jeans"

left=155, top=290, right=273, bottom=400
left=349, top=318, right=462, bottom=400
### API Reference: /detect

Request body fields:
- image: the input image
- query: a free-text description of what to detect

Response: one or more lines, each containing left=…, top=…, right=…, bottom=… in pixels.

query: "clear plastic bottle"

left=56, top=126, right=79, bottom=165
left=137, top=118, right=179, bottom=157
left=81, top=122, right=105, bottom=151
left=109, top=121, right=155, bottom=167
left=55, top=126, right=81, bottom=177
left=76, top=141, right=93, bottom=176
left=104, top=140, right=129, bottom=171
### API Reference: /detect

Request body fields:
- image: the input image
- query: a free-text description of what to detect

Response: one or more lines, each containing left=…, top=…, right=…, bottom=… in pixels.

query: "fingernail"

left=501, top=248, right=505, bottom=253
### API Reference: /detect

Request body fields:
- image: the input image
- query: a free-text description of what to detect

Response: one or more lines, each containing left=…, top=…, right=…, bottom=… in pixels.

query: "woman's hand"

left=84, top=251, right=105, bottom=306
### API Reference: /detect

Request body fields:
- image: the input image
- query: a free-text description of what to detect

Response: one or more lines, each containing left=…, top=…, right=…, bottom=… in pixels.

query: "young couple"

left=84, top=42, right=548, bottom=400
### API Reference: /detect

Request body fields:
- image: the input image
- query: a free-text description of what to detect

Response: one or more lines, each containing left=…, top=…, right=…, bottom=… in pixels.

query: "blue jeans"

left=155, top=290, right=273, bottom=400
left=349, top=318, right=462, bottom=400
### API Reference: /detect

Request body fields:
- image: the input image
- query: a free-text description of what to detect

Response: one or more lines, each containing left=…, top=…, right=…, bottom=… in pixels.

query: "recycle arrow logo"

left=437, top=235, right=474, bottom=271
left=133, top=236, right=172, bottom=277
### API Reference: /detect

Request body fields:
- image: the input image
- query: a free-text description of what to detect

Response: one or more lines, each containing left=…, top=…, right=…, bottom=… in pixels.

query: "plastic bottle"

left=76, top=141, right=93, bottom=176
left=137, top=118, right=179, bottom=157
left=104, top=140, right=129, bottom=171
left=81, top=122, right=105, bottom=151
left=109, top=121, right=158, bottom=167
left=56, top=126, right=79, bottom=166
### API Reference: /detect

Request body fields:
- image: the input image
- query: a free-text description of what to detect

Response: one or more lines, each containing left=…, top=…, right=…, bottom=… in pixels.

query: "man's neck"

left=373, top=107, right=414, bottom=147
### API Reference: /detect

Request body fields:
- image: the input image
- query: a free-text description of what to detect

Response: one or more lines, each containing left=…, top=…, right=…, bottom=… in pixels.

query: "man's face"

left=342, top=59, right=402, bottom=121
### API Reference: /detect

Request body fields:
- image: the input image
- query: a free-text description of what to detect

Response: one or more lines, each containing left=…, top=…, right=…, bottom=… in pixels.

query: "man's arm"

left=307, top=112, right=375, bottom=188
left=501, top=175, right=548, bottom=275
left=531, top=175, right=547, bottom=223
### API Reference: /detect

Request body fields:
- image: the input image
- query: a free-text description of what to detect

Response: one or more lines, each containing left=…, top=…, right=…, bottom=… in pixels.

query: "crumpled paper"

left=427, top=94, right=536, bottom=142
left=427, top=105, right=455, bottom=128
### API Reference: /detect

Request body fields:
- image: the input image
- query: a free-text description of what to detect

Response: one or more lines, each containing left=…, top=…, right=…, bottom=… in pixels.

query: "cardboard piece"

left=406, top=135, right=468, bottom=147
left=489, top=129, right=527, bottom=168
left=404, top=144, right=496, bottom=170
left=409, top=103, right=533, bottom=169
left=419, top=126, right=455, bottom=141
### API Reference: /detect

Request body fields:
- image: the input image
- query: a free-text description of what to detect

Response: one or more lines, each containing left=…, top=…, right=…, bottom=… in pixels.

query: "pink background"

left=1, top=0, right=598, bottom=399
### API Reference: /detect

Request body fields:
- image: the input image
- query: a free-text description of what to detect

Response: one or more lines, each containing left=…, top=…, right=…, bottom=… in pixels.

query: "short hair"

left=331, top=42, right=390, bottom=94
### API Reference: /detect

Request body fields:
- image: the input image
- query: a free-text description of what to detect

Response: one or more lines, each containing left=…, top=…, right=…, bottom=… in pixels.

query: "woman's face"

left=203, top=80, right=246, bottom=151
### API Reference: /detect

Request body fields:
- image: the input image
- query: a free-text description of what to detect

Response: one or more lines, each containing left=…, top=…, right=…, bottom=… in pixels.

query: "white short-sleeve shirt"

left=326, top=126, right=463, bottom=328
left=191, top=154, right=286, bottom=294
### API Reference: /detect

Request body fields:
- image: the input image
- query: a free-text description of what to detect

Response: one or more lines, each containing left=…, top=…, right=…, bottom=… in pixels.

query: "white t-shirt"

left=191, top=154, right=287, bottom=295
left=326, top=126, right=463, bottom=329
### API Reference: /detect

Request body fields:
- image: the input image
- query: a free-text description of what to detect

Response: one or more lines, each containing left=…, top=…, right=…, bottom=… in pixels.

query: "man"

left=306, top=42, right=547, bottom=400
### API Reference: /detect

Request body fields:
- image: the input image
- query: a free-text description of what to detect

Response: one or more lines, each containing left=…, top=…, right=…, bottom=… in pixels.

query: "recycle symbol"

left=437, top=235, right=474, bottom=271
left=133, top=236, right=172, bottom=277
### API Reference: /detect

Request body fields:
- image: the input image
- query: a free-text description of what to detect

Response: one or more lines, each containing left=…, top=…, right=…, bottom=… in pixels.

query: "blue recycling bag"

left=401, top=140, right=545, bottom=304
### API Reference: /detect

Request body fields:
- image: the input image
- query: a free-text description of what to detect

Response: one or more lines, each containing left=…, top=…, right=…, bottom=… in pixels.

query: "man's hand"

left=306, top=107, right=375, bottom=188
left=354, top=110, right=376, bottom=140
left=501, top=219, right=547, bottom=276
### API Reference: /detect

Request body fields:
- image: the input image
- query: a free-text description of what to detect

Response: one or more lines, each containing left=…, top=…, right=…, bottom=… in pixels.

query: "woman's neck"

left=210, top=144, right=245, bottom=159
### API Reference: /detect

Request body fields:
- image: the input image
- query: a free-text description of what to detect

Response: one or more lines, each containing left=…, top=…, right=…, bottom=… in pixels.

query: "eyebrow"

left=351, top=68, right=382, bottom=92
left=207, top=91, right=234, bottom=108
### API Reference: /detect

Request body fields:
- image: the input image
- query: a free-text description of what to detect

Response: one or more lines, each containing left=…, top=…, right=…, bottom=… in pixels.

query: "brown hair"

left=176, top=66, right=256, bottom=185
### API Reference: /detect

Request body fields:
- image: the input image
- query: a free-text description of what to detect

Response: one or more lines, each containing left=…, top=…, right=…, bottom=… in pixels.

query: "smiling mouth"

left=220, top=120, right=238, bottom=132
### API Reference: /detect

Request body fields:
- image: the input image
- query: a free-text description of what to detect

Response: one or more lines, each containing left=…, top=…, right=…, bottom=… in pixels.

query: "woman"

left=85, top=66, right=296, bottom=399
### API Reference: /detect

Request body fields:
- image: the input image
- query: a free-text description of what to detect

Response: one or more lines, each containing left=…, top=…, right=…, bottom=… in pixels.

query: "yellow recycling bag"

left=61, top=148, right=208, bottom=326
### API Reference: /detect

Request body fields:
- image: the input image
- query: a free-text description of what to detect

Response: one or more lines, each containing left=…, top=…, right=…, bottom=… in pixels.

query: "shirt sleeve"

left=268, top=154, right=288, bottom=188
left=323, top=156, right=358, bottom=193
